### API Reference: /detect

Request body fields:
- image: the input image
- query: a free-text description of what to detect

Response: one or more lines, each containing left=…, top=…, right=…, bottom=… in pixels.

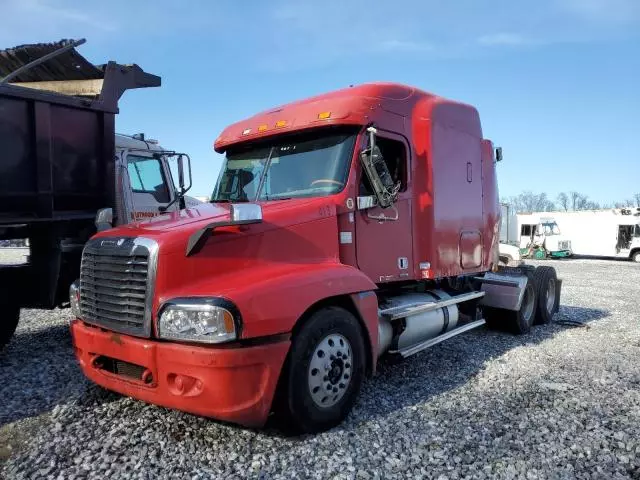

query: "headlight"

left=69, top=281, right=81, bottom=319
left=158, top=299, right=238, bottom=344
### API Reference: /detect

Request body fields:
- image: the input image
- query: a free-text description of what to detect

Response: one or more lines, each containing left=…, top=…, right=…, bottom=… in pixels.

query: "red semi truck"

left=69, top=83, right=561, bottom=433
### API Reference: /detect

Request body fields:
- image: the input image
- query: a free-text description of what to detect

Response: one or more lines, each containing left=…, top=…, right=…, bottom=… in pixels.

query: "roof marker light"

left=242, top=128, right=251, bottom=135
left=258, top=124, right=268, bottom=132
left=275, top=120, right=287, bottom=128
left=318, top=111, right=331, bottom=119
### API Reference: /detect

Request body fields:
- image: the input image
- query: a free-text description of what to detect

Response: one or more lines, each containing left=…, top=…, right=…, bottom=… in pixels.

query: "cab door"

left=354, top=132, right=413, bottom=283
left=124, top=152, right=174, bottom=222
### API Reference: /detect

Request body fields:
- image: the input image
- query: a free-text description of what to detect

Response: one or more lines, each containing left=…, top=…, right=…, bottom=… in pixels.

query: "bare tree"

left=557, top=192, right=569, bottom=211
left=570, top=191, right=580, bottom=210
left=509, top=191, right=555, bottom=213
left=634, top=193, right=640, bottom=207
left=575, top=195, right=591, bottom=210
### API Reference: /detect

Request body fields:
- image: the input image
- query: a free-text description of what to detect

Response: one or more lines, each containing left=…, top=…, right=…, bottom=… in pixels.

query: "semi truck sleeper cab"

left=70, top=83, right=562, bottom=433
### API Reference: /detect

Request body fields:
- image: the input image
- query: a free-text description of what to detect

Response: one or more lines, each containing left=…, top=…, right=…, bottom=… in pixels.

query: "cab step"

left=379, top=291, right=485, bottom=321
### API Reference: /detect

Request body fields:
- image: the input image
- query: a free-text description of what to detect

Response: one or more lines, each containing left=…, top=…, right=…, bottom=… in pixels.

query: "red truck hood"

left=101, top=198, right=337, bottom=255
left=92, top=197, right=343, bottom=338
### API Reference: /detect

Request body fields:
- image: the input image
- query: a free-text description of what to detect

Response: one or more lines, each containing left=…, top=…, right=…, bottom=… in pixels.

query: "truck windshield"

left=541, top=222, right=561, bottom=235
left=212, top=131, right=356, bottom=202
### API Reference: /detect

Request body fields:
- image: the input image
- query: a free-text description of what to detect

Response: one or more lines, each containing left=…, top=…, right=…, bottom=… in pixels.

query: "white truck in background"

left=115, top=132, right=202, bottom=224
left=498, top=203, right=522, bottom=265
left=543, top=209, right=640, bottom=262
left=516, top=213, right=573, bottom=259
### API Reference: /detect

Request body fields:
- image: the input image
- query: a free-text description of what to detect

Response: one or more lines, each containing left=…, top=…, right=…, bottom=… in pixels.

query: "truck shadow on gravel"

left=339, top=304, right=610, bottom=431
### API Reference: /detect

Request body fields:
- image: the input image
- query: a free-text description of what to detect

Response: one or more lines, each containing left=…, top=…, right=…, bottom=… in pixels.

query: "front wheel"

left=632, top=251, right=640, bottom=263
left=277, top=307, right=366, bottom=433
left=0, top=301, right=20, bottom=350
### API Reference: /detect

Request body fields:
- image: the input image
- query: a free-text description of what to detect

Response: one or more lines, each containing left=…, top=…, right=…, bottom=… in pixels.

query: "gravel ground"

left=1, top=258, right=640, bottom=479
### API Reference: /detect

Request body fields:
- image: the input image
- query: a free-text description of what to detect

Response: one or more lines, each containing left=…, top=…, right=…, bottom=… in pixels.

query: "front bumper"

left=70, top=320, right=290, bottom=427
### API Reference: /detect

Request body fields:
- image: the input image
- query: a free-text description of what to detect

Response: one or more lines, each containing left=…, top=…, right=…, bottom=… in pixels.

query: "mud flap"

left=554, top=279, right=562, bottom=313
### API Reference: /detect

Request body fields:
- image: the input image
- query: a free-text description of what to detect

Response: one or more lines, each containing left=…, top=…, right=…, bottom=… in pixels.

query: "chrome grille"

left=79, top=237, right=157, bottom=337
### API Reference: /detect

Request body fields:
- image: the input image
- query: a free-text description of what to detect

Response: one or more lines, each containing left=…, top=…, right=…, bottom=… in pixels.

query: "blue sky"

left=2, top=0, right=639, bottom=204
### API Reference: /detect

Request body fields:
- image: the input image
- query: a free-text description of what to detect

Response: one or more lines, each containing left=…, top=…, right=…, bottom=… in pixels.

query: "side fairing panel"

left=481, top=140, right=500, bottom=269
left=429, top=102, right=484, bottom=277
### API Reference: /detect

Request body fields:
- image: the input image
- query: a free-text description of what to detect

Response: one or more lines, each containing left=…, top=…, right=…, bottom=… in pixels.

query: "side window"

left=521, top=224, right=532, bottom=236
left=359, top=137, right=408, bottom=195
left=127, top=155, right=170, bottom=203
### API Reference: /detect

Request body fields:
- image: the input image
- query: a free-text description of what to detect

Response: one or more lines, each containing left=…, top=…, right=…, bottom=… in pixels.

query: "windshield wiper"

left=254, top=147, right=275, bottom=201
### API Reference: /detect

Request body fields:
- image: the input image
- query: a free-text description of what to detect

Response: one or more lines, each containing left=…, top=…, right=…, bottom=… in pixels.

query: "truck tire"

left=277, top=306, right=366, bottom=433
left=483, top=271, right=537, bottom=335
left=0, top=301, right=20, bottom=350
left=533, top=266, right=559, bottom=325
left=632, top=251, right=640, bottom=263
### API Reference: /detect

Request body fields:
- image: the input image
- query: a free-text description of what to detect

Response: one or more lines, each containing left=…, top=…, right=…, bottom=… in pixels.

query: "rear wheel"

left=632, top=251, right=640, bottom=263
left=533, top=266, right=559, bottom=325
left=277, top=307, right=366, bottom=433
left=0, top=301, right=20, bottom=350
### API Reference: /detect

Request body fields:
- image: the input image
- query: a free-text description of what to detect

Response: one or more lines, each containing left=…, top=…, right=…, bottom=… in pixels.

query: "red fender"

left=161, top=262, right=380, bottom=370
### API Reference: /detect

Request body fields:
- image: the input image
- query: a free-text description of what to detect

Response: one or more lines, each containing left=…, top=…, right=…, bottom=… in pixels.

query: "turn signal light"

left=318, top=111, right=331, bottom=119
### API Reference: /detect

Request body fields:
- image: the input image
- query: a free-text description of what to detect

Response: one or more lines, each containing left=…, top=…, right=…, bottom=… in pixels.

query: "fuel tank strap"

left=427, top=291, right=450, bottom=334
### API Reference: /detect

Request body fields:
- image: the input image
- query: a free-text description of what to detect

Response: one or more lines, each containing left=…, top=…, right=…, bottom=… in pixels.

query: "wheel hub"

left=328, top=358, right=344, bottom=384
left=308, top=333, right=353, bottom=408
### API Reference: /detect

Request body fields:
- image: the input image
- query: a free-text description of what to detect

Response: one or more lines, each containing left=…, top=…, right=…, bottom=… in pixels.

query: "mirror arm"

left=367, top=126, right=377, bottom=156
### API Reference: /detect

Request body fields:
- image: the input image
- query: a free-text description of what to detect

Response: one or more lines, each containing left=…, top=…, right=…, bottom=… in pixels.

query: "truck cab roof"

left=115, top=133, right=166, bottom=153
left=214, top=82, right=478, bottom=152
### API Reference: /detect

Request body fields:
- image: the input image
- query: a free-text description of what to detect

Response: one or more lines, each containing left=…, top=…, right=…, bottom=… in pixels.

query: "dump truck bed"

left=0, top=40, right=159, bottom=227
left=0, top=82, right=116, bottom=225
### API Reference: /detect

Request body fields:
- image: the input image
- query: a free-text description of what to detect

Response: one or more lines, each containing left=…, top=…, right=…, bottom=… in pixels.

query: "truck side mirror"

left=360, top=126, right=398, bottom=209
left=177, top=154, right=185, bottom=189
left=160, top=153, right=194, bottom=212
left=495, top=147, right=503, bottom=162
left=176, top=154, right=193, bottom=209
